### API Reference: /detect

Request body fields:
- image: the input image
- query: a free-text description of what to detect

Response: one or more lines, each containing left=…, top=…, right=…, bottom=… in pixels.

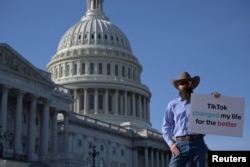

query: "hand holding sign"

left=211, top=92, right=221, bottom=98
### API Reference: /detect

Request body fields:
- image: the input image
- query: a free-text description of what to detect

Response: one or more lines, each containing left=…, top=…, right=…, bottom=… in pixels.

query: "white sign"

left=189, top=93, right=245, bottom=137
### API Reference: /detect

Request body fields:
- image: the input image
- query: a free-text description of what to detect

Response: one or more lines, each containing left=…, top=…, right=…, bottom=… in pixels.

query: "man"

left=162, top=72, right=220, bottom=167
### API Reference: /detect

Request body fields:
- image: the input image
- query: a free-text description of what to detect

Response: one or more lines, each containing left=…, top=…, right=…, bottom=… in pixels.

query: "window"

left=88, top=142, right=93, bottom=149
left=98, top=63, right=102, bottom=74
left=65, top=64, right=69, bottom=76
left=121, top=149, right=125, bottom=156
left=100, top=145, right=104, bottom=152
left=77, top=139, right=82, bottom=147
left=80, top=95, right=85, bottom=110
left=128, top=68, right=131, bottom=79
left=36, top=117, right=39, bottom=126
left=112, top=147, right=116, bottom=154
left=115, top=64, right=118, bottom=76
left=22, top=113, right=27, bottom=123
left=118, top=96, right=122, bottom=115
left=98, top=95, right=103, bottom=110
left=107, top=63, right=111, bottom=75
left=55, top=68, right=58, bottom=79
left=133, top=69, right=136, bottom=80
left=108, top=94, right=112, bottom=112
left=93, top=0, right=96, bottom=9
left=59, top=66, right=63, bottom=77
left=90, top=63, right=94, bottom=74
left=73, top=63, right=77, bottom=75
left=35, top=144, right=39, bottom=154
left=89, top=94, right=94, bottom=110
left=129, top=97, right=133, bottom=116
left=135, top=99, right=139, bottom=117
left=81, top=63, right=85, bottom=74
left=122, top=66, right=125, bottom=77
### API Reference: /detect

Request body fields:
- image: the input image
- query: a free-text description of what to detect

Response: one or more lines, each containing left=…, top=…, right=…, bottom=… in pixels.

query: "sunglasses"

left=178, top=80, right=191, bottom=85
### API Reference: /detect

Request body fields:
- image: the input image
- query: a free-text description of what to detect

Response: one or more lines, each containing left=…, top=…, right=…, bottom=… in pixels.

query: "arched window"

left=90, top=63, right=94, bottom=74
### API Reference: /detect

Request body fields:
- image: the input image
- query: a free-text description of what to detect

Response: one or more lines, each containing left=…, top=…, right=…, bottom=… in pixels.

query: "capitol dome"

left=57, top=0, right=132, bottom=54
left=47, top=0, right=152, bottom=130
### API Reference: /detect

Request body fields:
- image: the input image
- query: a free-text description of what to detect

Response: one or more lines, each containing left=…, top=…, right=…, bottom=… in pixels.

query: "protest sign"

left=189, top=93, right=245, bottom=137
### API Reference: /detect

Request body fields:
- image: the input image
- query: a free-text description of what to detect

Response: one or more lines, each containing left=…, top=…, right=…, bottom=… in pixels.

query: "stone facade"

left=0, top=43, right=72, bottom=163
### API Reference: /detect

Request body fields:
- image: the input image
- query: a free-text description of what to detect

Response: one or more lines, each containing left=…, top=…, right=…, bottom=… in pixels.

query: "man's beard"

left=179, top=86, right=193, bottom=100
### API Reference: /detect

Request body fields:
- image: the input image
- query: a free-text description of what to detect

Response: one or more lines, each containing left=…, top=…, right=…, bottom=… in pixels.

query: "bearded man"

left=162, top=72, right=220, bottom=167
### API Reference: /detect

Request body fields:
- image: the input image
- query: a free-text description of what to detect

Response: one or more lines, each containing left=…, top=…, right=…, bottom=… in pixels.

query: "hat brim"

left=171, top=76, right=200, bottom=89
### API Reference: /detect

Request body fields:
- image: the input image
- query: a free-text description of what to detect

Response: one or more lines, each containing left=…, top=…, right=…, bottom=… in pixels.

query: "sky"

left=1, top=0, right=250, bottom=151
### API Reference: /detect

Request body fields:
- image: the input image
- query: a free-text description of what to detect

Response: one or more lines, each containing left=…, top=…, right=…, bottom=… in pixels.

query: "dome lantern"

left=83, top=0, right=109, bottom=20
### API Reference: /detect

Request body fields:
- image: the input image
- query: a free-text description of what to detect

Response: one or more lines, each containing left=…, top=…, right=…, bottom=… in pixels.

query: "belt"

left=176, top=134, right=204, bottom=141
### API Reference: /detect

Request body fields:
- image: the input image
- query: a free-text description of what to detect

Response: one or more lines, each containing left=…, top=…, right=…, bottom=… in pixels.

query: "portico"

left=0, top=43, right=72, bottom=162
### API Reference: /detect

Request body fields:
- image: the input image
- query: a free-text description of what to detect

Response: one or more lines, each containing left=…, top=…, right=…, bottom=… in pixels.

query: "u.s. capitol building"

left=0, top=0, right=170, bottom=166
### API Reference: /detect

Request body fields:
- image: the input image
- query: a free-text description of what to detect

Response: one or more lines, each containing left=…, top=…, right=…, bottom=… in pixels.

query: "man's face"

left=177, top=80, right=193, bottom=100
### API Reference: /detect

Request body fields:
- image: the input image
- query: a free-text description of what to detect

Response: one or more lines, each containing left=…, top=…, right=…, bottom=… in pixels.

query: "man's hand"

left=170, top=143, right=180, bottom=156
left=211, top=92, right=221, bottom=98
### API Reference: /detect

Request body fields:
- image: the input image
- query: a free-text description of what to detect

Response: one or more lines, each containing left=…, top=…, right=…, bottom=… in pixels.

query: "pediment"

left=0, top=43, right=55, bottom=89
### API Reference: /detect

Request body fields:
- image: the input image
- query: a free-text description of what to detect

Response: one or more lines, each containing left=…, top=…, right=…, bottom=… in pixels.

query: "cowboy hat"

left=171, top=72, right=200, bottom=89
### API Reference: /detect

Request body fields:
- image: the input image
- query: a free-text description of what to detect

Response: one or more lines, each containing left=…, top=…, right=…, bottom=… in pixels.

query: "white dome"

left=57, top=0, right=132, bottom=54
left=47, top=0, right=152, bottom=130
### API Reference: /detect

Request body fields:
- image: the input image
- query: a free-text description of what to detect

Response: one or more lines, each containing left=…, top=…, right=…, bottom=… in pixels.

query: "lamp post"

left=89, top=145, right=99, bottom=167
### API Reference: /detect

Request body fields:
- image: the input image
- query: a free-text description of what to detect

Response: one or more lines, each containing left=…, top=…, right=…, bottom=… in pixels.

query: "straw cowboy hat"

left=171, top=72, right=200, bottom=89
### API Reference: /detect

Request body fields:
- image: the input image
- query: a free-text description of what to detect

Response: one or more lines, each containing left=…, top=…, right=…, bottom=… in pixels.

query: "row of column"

left=0, top=85, right=59, bottom=161
left=73, top=88, right=150, bottom=120
left=133, top=147, right=170, bottom=167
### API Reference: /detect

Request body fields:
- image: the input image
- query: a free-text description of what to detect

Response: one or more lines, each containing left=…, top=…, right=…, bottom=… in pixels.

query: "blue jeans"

left=168, top=139, right=208, bottom=167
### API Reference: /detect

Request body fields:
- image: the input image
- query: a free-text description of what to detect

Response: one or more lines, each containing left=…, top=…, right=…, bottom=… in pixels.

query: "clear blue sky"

left=1, top=0, right=250, bottom=151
